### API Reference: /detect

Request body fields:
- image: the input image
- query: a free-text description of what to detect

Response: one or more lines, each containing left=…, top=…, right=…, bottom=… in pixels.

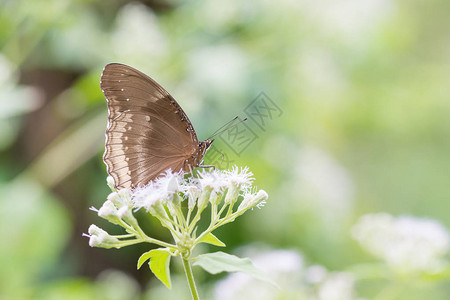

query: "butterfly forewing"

left=101, top=63, right=200, bottom=189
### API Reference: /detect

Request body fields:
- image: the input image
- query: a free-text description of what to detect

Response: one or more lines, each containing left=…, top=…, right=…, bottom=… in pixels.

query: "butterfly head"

left=199, top=139, right=214, bottom=156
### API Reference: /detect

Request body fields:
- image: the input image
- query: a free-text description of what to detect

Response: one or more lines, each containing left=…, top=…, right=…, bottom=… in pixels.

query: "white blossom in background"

left=0, top=54, right=42, bottom=119
left=188, top=44, right=248, bottom=95
left=305, top=265, right=328, bottom=284
left=0, top=55, right=42, bottom=150
left=96, top=269, right=140, bottom=300
left=298, top=0, right=392, bottom=44
left=352, top=213, right=450, bottom=273
left=214, top=249, right=303, bottom=300
left=0, top=55, right=16, bottom=85
left=214, top=249, right=358, bottom=300
left=112, top=3, right=167, bottom=66
left=316, top=272, right=355, bottom=300
left=201, top=0, right=240, bottom=30
left=296, top=146, right=354, bottom=221
left=305, top=265, right=356, bottom=300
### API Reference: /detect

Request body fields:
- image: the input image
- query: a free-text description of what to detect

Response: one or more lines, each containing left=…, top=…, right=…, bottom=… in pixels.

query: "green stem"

left=182, top=256, right=200, bottom=300
left=142, top=236, right=177, bottom=249
left=117, top=216, right=177, bottom=249
left=174, top=202, right=187, bottom=230
left=186, top=207, right=193, bottom=227
left=188, top=206, right=205, bottom=234
left=216, top=202, right=229, bottom=219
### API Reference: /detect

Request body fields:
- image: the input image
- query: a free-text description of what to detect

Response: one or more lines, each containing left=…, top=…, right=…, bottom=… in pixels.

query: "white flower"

left=300, top=0, right=392, bottom=44
left=296, top=146, right=354, bottom=221
left=132, top=182, right=164, bottom=211
left=106, top=176, right=116, bottom=191
left=352, top=213, right=450, bottom=273
left=223, top=166, right=253, bottom=205
left=197, top=169, right=228, bottom=192
left=238, top=190, right=268, bottom=212
left=317, top=272, right=355, bottom=300
left=86, top=225, right=120, bottom=249
left=111, top=3, right=167, bottom=66
left=117, top=206, right=129, bottom=218
left=185, top=184, right=201, bottom=209
left=97, top=200, right=120, bottom=224
left=188, top=44, right=248, bottom=95
left=225, top=166, right=254, bottom=188
left=305, top=265, right=327, bottom=284
left=0, top=54, right=16, bottom=86
left=132, top=170, right=183, bottom=211
left=252, top=249, right=303, bottom=279
left=106, top=189, right=132, bottom=209
left=131, top=166, right=265, bottom=216
left=214, top=248, right=303, bottom=300
left=155, top=169, right=184, bottom=194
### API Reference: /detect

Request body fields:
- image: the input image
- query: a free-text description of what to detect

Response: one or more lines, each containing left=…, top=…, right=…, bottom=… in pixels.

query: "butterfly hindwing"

left=101, top=63, right=200, bottom=189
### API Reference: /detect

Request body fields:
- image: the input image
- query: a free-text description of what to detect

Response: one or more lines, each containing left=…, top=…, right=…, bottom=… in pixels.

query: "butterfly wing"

left=101, top=63, right=199, bottom=189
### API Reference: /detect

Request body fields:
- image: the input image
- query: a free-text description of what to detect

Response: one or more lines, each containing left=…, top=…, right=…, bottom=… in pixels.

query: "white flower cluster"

left=214, top=249, right=303, bottom=300
left=311, top=270, right=355, bottom=300
left=132, top=166, right=263, bottom=214
left=85, top=183, right=139, bottom=248
left=214, top=248, right=357, bottom=300
left=352, top=213, right=450, bottom=273
left=304, top=265, right=356, bottom=300
left=132, top=169, right=184, bottom=211
left=90, top=185, right=136, bottom=226
left=85, top=166, right=266, bottom=251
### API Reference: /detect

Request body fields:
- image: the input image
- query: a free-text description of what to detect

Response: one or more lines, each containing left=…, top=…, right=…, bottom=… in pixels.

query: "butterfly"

left=100, top=63, right=214, bottom=189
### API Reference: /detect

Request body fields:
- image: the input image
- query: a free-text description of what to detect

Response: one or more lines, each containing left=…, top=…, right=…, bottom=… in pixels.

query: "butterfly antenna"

left=208, top=117, right=248, bottom=139
left=207, top=116, right=238, bottom=139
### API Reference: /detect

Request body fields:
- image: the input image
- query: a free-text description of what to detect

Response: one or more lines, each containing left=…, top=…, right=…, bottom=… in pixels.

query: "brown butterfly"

left=100, top=63, right=214, bottom=189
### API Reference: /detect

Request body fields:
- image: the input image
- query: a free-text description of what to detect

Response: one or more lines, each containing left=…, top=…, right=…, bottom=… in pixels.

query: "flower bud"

left=107, top=192, right=121, bottom=207
left=98, top=200, right=121, bottom=224
left=171, top=193, right=181, bottom=207
left=209, top=190, right=222, bottom=206
left=224, top=185, right=239, bottom=205
left=117, top=206, right=139, bottom=228
left=167, top=201, right=177, bottom=217
left=238, top=190, right=268, bottom=212
left=106, top=176, right=116, bottom=192
left=186, top=186, right=200, bottom=210
left=149, top=201, right=168, bottom=219
left=118, top=189, right=132, bottom=206
left=87, top=224, right=120, bottom=249
left=197, top=186, right=213, bottom=210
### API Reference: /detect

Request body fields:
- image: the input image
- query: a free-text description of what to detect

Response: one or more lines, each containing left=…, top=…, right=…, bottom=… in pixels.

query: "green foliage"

left=193, top=251, right=273, bottom=285
left=197, top=233, right=226, bottom=247
left=138, top=248, right=173, bottom=289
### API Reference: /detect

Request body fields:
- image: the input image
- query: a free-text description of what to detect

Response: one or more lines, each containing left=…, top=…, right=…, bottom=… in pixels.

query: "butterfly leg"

left=210, top=145, right=225, bottom=167
left=198, top=164, right=215, bottom=171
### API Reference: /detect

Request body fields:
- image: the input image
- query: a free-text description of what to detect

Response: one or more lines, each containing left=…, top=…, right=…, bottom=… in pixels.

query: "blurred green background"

left=1, top=0, right=449, bottom=299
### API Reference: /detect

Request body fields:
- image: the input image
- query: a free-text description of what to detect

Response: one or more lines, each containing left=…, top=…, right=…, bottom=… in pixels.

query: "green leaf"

left=137, top=249, right=172, bottom=289
left=149, top=250, right=172, bottom=289
left=137, top=251, right=153, bottom=269
left=197, top=233, right=226, bottom=247
left=192, top=252, right=276, bottom=286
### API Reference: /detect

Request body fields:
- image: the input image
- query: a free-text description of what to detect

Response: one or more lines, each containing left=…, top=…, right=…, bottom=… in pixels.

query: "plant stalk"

left=182, top=256, right=200, bottom=300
